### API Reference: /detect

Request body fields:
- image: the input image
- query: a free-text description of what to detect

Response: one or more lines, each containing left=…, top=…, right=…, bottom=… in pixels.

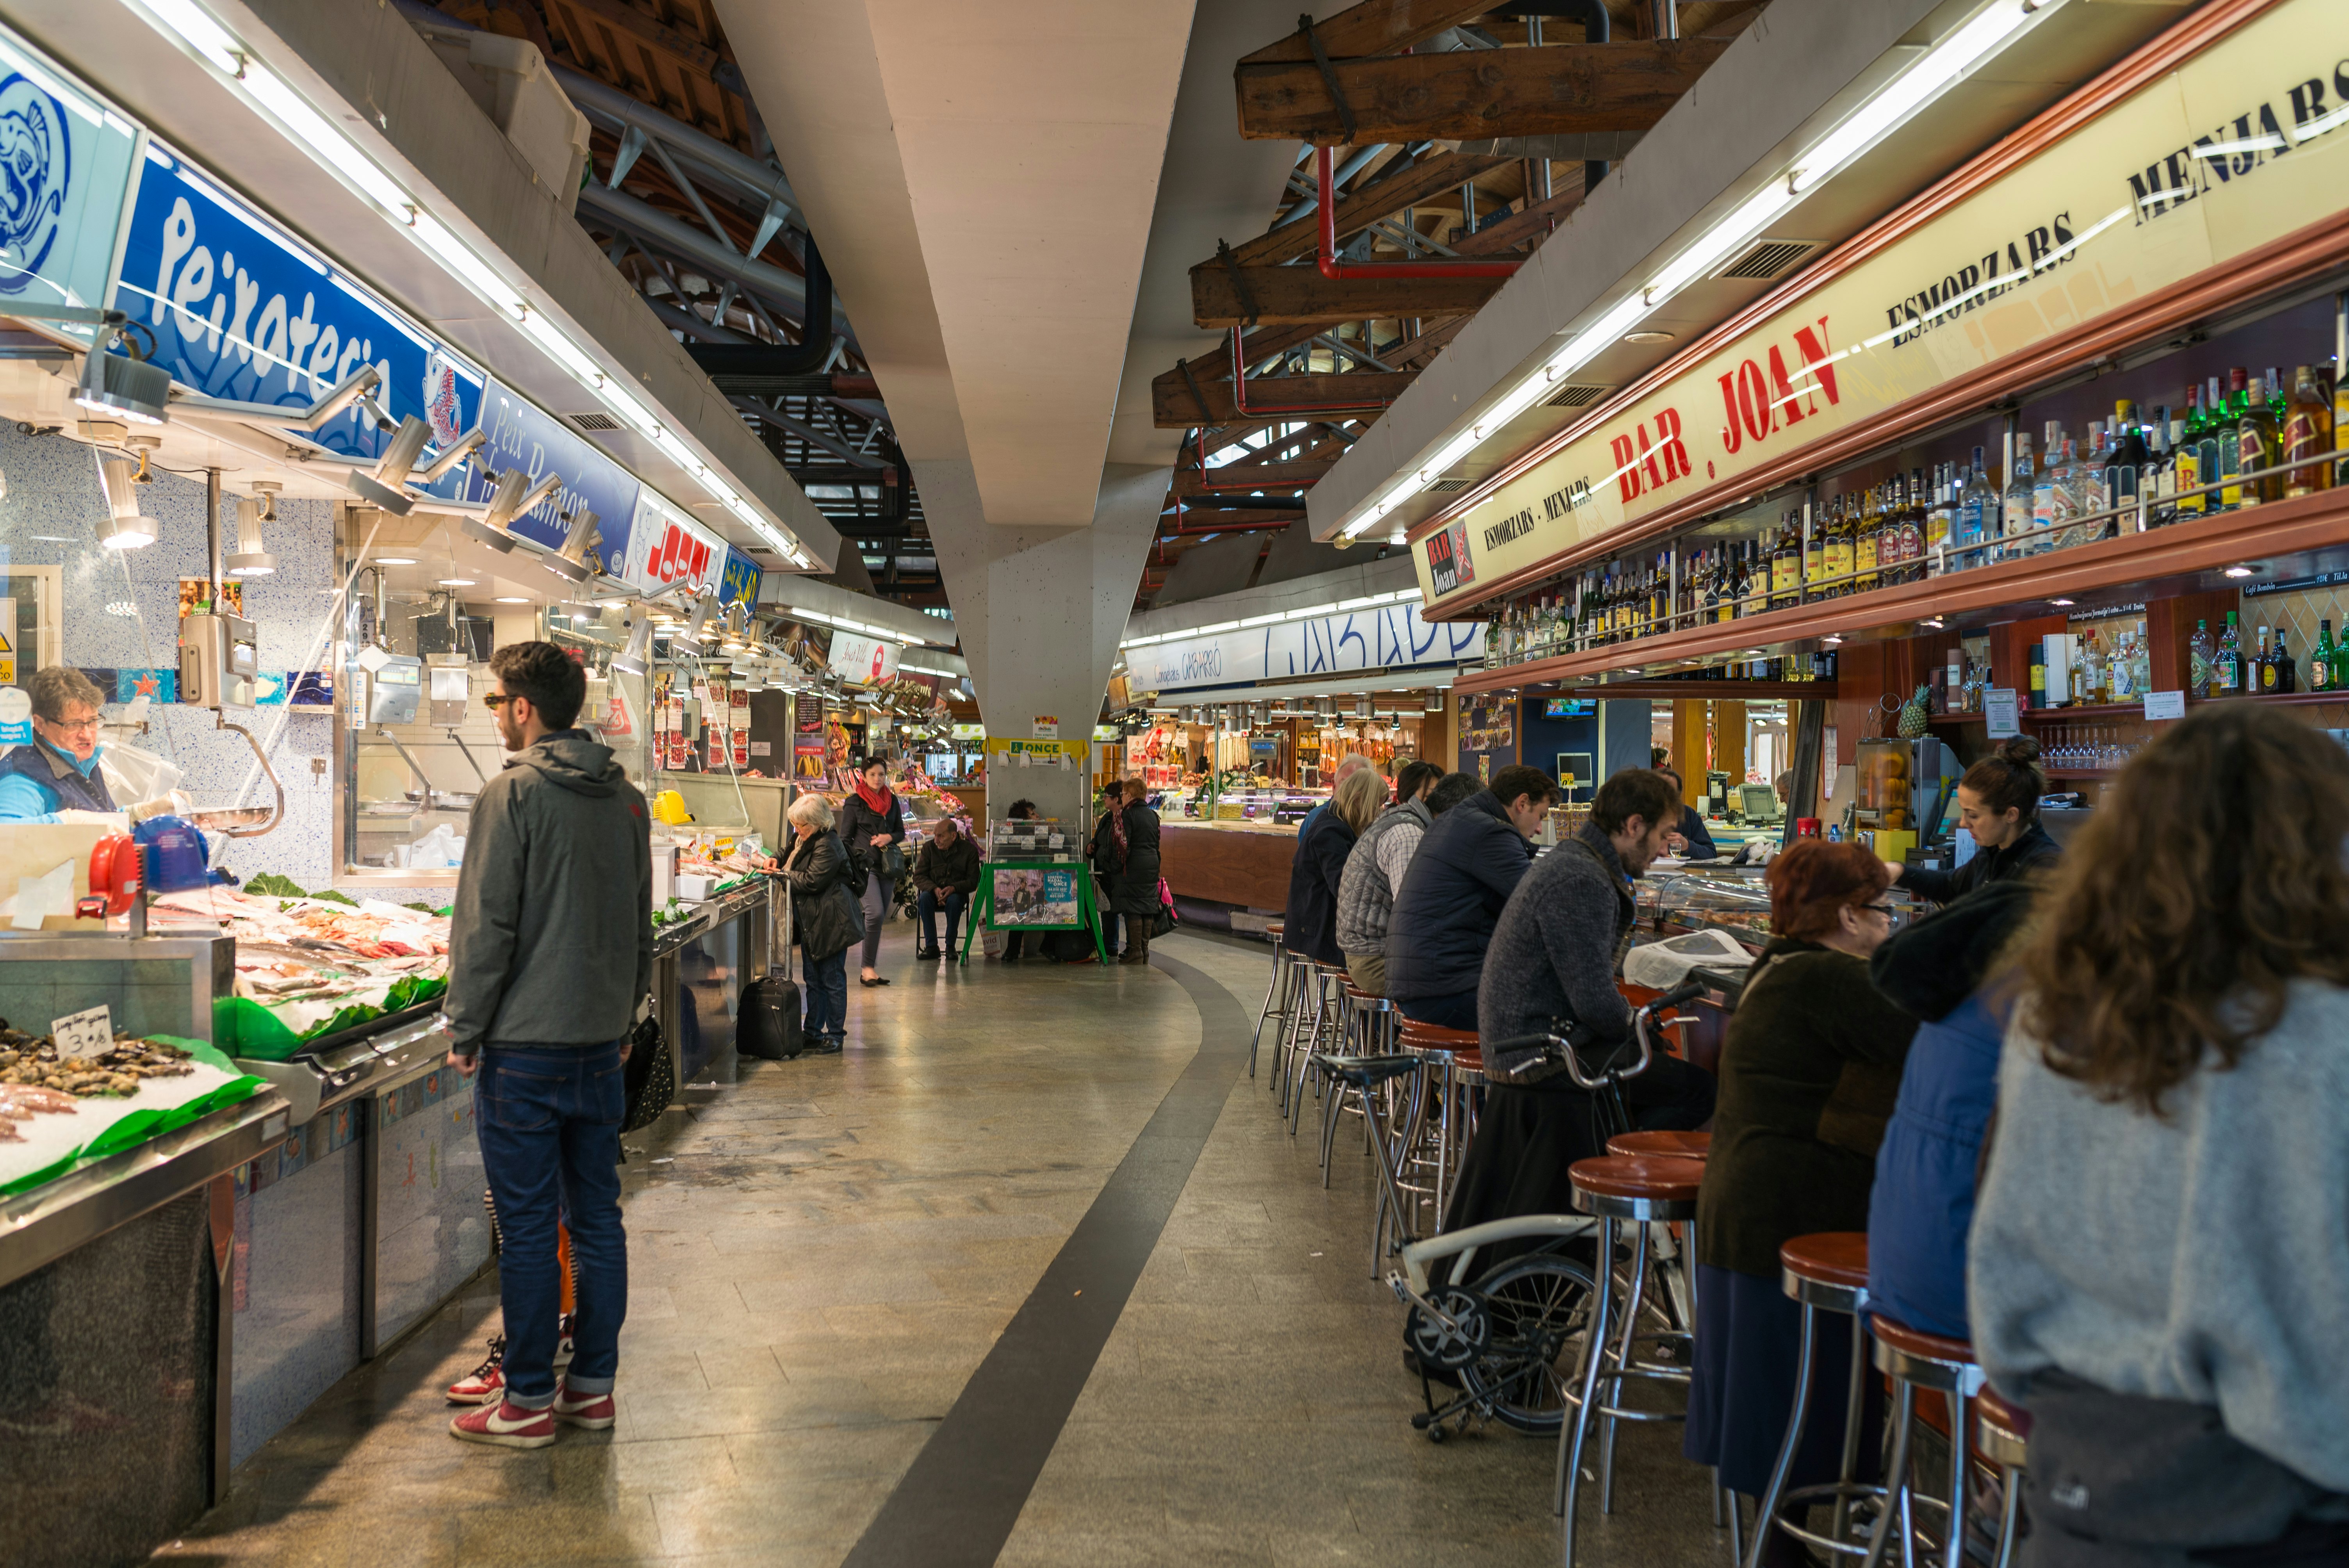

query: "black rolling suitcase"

left=740, top=880, right=804, bottom=1060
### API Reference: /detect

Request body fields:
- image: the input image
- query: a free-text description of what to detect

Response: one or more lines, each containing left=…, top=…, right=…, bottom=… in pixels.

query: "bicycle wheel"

left=1458, top=1245, right=1608, bottom=1435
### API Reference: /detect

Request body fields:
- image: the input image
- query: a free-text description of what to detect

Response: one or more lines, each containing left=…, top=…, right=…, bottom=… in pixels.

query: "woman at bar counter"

left=1683, top=840, right=1919, bottom=1561
left=1970, top=705, right=2349, bottom=1561
left=1283, top=768, right=1389, bottom=969
left=1887, top=737, right=2058, bottom=903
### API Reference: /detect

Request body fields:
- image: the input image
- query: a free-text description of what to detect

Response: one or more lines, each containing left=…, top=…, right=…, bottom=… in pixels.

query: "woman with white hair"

left=769, top=793, right=866, bottom=1053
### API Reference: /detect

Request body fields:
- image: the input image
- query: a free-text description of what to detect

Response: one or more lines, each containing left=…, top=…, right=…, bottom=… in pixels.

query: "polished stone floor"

left=154, top=926, right=1737, bottom=1567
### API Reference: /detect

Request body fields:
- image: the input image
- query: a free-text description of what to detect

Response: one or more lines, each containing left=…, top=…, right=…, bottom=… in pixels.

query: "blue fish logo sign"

left=0, top=73, right=66, bottom=298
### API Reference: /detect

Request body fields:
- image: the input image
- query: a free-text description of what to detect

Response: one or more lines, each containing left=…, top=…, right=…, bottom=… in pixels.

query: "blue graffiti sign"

left=0, top=27, right=138, bottom=336
left=112, top=143, right=480, bottom=489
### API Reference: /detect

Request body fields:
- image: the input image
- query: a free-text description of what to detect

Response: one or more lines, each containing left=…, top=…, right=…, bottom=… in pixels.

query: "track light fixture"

left=543, top=510, right=602, bottom=583
left=610, top=618, right=652, bottom=677
left=225, top=495, right=277, bottom=576
left=95, top=455, right=157, bottom=549
left=348, top=415, right=435, bottom=514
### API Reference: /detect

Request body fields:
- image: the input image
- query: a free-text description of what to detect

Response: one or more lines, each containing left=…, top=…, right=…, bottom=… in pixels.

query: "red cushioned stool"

left=1748, top=1233, right=1886, bottom=1566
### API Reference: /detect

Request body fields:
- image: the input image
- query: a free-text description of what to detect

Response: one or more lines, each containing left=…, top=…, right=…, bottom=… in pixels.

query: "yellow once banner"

left=1417, top=0, right=2349, bottom=611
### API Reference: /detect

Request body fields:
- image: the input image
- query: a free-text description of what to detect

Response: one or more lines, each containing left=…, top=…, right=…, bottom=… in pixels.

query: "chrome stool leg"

left=1248, top=933, right=1289, bottom=1080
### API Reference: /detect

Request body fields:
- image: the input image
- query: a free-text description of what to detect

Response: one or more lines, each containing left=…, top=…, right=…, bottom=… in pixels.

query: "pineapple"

left=1897, top=684, right=1931, bottom=739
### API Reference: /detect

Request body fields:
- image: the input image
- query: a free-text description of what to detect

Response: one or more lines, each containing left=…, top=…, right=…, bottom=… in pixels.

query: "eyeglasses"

left=43, top=714, right=100, bottom=736
left=1861, top=902, right=1897, bottom=917
left=482, top=692, right=513, bottom=710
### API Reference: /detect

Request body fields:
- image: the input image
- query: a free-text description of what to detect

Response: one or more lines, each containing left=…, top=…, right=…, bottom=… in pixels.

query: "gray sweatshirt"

left=1476, top=824, right=1634, bottom=1050
left=1969, top=981, right=2349, bottom=1491
left=444, top=730, right=654, bottom=1055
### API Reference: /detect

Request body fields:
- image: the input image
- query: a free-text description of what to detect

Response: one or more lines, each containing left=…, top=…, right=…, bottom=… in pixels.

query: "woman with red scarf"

left=838, top=756, right=905, bottom=987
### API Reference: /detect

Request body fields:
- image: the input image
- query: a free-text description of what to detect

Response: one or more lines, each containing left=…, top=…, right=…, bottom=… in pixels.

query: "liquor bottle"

left=2284, top=365, right=2333, bottom=497
left=2003, top=433, right=2036, bottom=561
left=2238, top=374, right=2281, bottom=505
left=1770, top=513, right=1798, bottom=610
left=2109, top=631, right=2135, bottom=701
left=1926, top=463, right=1954, bottom=573
left=2190, top=617, right=2215, bottom=698
left=2177, top=384, right=2206, bottom=519
left=2111, top=399, right=2147, bottom=531
left=1849, top=487, right=1877, bottom=593
left=2031, top=423, right=2059, bottom=549
left=2315, top=619, right=2337, bottom=693
left=2149, top=412, right=2177, bottom=527
left=1898, top=469, right=1925, bottom=581
left=2129, top=631, right=2150, bottom=699
left=2334, top=618, right=2349, bottom=694
left=1960, top=445, right=1994, bottom=566
left=2274, top=627, right=2297, bottom=695
left=1818, top=494, right=1850, bottom=593
left=2215, top=611, right=2244, bottom=695
left=2335, top=360, right=2349, bottom=489
left=2253, top=625, right=2276, bottom=693
left=2080, top=422, right=2110, bottom=541
left=2217, top=368, right=2248, bottom=509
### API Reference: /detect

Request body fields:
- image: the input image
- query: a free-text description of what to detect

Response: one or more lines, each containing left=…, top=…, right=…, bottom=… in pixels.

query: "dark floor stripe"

left=840, top=947, right=1253, bottom=1568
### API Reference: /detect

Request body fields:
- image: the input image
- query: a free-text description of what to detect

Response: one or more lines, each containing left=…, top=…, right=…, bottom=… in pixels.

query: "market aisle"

left=154, top=926, right=1730, bottom=1568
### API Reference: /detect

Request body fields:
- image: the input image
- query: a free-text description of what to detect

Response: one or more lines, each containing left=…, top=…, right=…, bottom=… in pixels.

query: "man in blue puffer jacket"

left=1385, top=764, right=1559, bottom=1029
left=1864, top=877, right=2039, bottom=1339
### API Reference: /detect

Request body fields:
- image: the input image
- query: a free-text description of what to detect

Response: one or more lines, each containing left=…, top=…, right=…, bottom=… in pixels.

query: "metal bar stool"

left=1248, top=921, right=1290, bottom=1080
left=1750, top=1233, right=1884, bottom=1567
left=1285, top=962, right=1346, bottom=1134
left=1397, top=1020, right=1479, bottom=1232
left=1607, top=1131, right=1732, bottom=1554
left=1861, top=1315, right=1984, bottom=1568
left=1273, top=957, right=1330, bottom=1121
left=1974, top=1386, right=2029, bottom=1568
left=1556, top=1154, right=1705, bottom=1566
left=1306, top=1050, right=1423, bottom=1274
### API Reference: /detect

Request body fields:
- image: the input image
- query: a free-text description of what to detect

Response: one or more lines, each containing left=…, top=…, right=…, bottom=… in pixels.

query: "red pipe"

left=1316, top=144, right=1524, bottom=281
left=1185, top=425, right=1324, bottom=495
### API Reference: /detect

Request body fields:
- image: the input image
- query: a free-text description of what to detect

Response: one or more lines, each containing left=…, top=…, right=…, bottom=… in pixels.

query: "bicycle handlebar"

left=1483, top=982, right=1707, bottom=1091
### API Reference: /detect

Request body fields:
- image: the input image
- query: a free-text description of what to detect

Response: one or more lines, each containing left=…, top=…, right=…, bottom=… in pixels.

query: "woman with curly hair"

left=1970, top=704, right=2349, bottom=1561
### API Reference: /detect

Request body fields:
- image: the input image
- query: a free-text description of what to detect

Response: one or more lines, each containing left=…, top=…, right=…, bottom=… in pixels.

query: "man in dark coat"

left=1385, top=764, right=1559, bottom=1029
left=912, top=816, right=981, bottom=959
left=1108, top=779, right=1162, bottom=965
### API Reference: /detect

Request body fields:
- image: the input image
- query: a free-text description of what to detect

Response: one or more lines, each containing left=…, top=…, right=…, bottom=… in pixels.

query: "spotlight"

left=610, top=618, right=653, bottom=677
left=225, top=495, right=277, bottom=576
left=462, top=469, right=530, bottom=552
left=543, top=509, right=602, bottom=583
left=672, top=592, right=719, bottom=651
left=416, top=427, right=485, bottom=486
left=95, top=456, right=157, bottom=549
left=75, top=324, right=171, bottom=426
left=348, top=415, right=435, bottom=514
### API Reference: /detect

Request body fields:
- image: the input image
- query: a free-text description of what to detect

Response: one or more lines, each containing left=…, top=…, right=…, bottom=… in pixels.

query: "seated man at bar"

left=912, top=815, right=981, bottom=959
left=1447, top=769, right=1717, bottom=1228
left=0, top=666, right=118, bottom=821
left=1337, top=765, right=1477, bottom=996
left=1385, top=764, right=1558, bottom=1030
left=1654, top=765, right=1718, bottom=860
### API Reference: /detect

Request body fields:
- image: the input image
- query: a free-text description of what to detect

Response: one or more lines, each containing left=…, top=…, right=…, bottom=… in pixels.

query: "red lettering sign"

left=1716, top=315, right=1841, bottom=459
left=1609, top=432, right=1642, bottom=501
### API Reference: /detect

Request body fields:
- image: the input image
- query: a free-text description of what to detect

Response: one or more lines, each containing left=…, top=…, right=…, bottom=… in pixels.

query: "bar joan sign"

left=1414, top=0, right=2349, bottom=611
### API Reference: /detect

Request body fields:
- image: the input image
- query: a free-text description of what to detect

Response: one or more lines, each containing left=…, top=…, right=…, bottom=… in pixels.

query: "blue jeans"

left=474, top=1042, right=628, bottom=1406
left=916, top=888, right=968, bottom=952
left=803, top=944, right=848, bottom=1038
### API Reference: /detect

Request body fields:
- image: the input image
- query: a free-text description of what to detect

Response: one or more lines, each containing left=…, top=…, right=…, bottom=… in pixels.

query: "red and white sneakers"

left=446, top=1336, right=507, bottom=1406
left=448, top=1398, right=556, bottom=1449
left=552, top=1381, right=615, bottom=1430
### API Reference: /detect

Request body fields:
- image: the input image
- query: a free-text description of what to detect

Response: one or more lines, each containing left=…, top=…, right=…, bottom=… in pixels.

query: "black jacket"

left=1283, top=806, right=1359, bottom=966
left=1901, top=819, right=2060, bottom=905
left=1674, top=803, right=1718, bottom=861
left=1089, top=806, right=1122, bottom=877
left=446, top=731, right=652, bottom=1055
left=1386, top=789, right=1534, bottom=1003
left=1109, top=802, right=1162, bottom=916
left=838, top=789, right=905, bottom=881
left=912, top=833, right=980, bottom=896
left=781, top=827, right=867, bottom=961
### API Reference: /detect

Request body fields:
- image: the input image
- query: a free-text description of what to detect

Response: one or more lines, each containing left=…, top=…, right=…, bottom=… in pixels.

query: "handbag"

left=1151, top=875, right=1178, bottom=939
left=881, top=842, right=908, bottom=880
left=620, top=1012, right=673, bottom=1131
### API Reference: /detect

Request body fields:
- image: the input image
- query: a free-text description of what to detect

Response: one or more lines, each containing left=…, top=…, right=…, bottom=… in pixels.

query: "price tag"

left=2143, top=688, right=2186, bottom=721
left=50, top=1004, right=113, bottom=1060
left=1983, top=688, right=2021, bottom=739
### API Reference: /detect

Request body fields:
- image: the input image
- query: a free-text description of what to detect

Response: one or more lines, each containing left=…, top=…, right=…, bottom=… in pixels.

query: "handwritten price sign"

left=51, top=1005, right=114, bottom=1061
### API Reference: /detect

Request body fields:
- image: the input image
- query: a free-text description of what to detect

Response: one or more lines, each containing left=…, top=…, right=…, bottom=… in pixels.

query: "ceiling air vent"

left=1426, top=478, right=1475, bottom=494
left=1543, top=382, right=1611, bottom=410
left=567, top=411, right=623, bottom=432
left=1715, top=237, right=1820, bottom=281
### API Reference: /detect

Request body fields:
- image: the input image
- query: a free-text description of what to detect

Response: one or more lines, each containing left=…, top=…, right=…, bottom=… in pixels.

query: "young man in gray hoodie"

left=444, top=641, right=652, bottom=1449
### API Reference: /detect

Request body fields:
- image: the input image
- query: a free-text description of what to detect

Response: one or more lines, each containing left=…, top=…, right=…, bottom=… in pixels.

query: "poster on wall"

left=0, top=26, right=140, bottom=344
left=793, top=692, right=829, bottom=780
left=825, top=631, right=899, bottom=686
left=1461, top=695, right=1517, bottom=766
left=987, top=866, right=1082, bottom=929
left=177, top=579, right=243, bottom=618
left=620, top=494, right=726, bottom=598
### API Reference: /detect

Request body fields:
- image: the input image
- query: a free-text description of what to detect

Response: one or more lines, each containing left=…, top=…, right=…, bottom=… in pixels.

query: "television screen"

left=1542, top=697, right=1592, bottom=718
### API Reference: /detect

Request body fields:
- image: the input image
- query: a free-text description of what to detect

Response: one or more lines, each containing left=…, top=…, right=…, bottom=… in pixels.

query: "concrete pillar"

left=926, top=461, right=1165, bottom=826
